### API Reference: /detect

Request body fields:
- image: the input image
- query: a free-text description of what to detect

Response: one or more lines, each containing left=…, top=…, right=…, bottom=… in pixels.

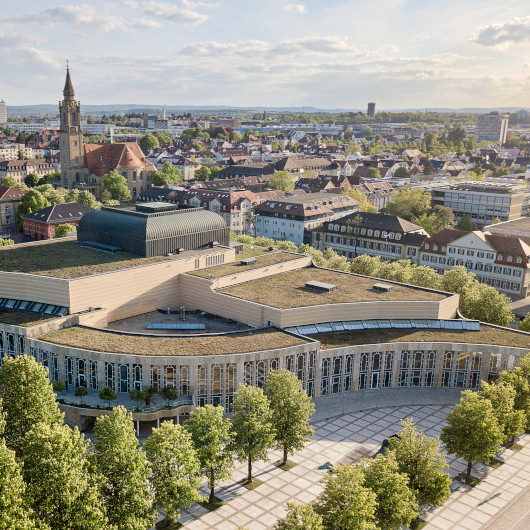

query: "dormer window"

left=497, top=254, right=503, bottom=260
left=374, top=230, right=380, bottom=237
left=433, top=244, right=438, bottom=251
left=425, top=243, right=430, bottom=250
left=517, top=257, right=522, bottom=264
left=507, top=256, right=512, bottom=262
left=388, top=232, right=394, bottom=239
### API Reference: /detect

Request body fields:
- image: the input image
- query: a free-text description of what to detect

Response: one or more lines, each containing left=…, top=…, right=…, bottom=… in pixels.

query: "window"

left=321, top=359, right=330, bottom=396
left=198, top=365, right=207, bottom=407
left=118, top=364, right=129, bottom=393
left=66, top=356, right=74, bottom=386
left=105, top=362, right=114, bottom=390
left=359, top=353, right=369, bottom=390
left=399, top=351, right=410, bottom=387
left=332, top=357, right=342, bottom=394
left=90, top=360, right=98, bottom=390
left=77, top=359, right=87, bottom=387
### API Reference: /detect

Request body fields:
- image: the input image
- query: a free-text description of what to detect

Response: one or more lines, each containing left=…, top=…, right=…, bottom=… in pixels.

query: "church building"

left=59, top=65, right=157, bottom=199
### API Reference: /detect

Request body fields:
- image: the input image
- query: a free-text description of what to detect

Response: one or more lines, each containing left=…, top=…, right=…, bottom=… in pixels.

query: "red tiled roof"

left=0, top=186, right=28, bottom=201
left=84, top=142, right=156, bottom=176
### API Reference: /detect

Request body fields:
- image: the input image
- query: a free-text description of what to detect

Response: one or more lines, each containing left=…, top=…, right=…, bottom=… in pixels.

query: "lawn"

left=316, top=325, right=530, bottom=349
left=219, top=266, right=446, bottom=309
left=39, top=326, right=310, bottom=356
left=0, top=309, right=59, bottom=327
left=189, top=246, right=303, bottom=279
left=0, top=240, right=168, bottom=279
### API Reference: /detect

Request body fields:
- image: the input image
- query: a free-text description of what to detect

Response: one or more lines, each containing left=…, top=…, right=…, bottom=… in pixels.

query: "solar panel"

left=147, top=323, right=206, bottom=330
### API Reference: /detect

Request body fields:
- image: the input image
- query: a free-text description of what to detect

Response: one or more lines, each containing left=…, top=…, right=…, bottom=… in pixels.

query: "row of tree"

left=0, top=357, right=315, bottom=529
left=230, top=233, right=515, bottom=327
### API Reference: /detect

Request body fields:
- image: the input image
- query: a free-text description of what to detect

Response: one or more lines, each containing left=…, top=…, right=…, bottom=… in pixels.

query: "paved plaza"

left=178, top=388, right=467, bottom=529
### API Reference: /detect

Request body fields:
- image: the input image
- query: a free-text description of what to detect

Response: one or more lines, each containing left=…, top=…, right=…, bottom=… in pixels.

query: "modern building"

left=313, top=212, right=428, bottom=263
left=367, top=102, right=376, bottom=117
left=78, top=203, right=229, bottom=257
left=1, top=231, right=529, bottom=431
left=476, top=112, right=509, bottom=143
left=0, top=100, right=7, bottom=126
left=0, top=186, right=27, bottom=236
left=429, top=181, right=530, bottom=227
left=254, top=193, right=360, bottom=246
left=59, top=65, right=156, bottom=198
left=22, top=203, right=94, bottom=241
left=420, top=228, right=530, bottom=298
left=484, top=217, right=530, bottom=241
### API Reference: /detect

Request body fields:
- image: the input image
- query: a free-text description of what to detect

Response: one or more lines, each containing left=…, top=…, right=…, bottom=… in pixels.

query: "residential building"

left=0, top=186, right=27, bottom=235
left=313, top=212, right=428, bottom=263
left=254, top=192, right=359, bottom=246
left=476, top=112, right=509, bottom=143
left=5, top=123, right=42, bottom=133
left=0, top=159, right=55, bottom=184
left=0, top=143, right=44, bottom=161
left=429, top=181, right=530, bottom=227
left=367, top=102, right=376, bottom=117
left=420, top=229, right=530, bottom=298
left=22, top=202, right=93, bottom=240
left=0, top=100, right=6, bottom=126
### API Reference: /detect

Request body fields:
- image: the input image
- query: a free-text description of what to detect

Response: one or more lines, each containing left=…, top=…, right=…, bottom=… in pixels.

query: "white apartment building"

left=5, top=122, right=43, bottom=133
left=0, top=101, right=7, bottom=126
left=254, top=193, right=359, bottom=247
left=476, top=112, right=509, bottom=143
left=0, top=143, right=45, bottom=160
left=420, top=229, right=530, bottom=298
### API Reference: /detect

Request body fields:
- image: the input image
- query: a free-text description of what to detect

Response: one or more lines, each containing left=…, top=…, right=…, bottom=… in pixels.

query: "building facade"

left=0, top=159, right=55, bottom=184
left=0, top=100, right=7, bottom=126
left=420, top=229, right=530, bottom=297
left=313, top=212, right=428, bottom=263
left=0, top=186, right=27, bottom=235
left=476, top=112, right=509, bottom=143
left=254, top=193, right=360, bottom=246
left=430, top=181, right=530, bottom=227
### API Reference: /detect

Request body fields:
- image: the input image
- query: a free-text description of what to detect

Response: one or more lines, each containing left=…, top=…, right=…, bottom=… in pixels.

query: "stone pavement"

left=424, top=433, right=530, bottom=530
left=179, top=388, right=465, bottom=530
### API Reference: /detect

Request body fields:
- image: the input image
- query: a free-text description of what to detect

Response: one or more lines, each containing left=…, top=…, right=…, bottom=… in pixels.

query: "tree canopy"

left=269, top=171, right=295, bottom=193
left=139, top=133, right=160, bottom=152
left=54, top=223, right=76, bottom=238
left=101, top=169, right=132, bottom=202
left=153, top=161, right=182, bottom=186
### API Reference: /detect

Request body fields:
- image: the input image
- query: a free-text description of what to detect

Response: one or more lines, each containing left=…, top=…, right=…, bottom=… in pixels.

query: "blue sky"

left=2, top=0, right=530, bottom=108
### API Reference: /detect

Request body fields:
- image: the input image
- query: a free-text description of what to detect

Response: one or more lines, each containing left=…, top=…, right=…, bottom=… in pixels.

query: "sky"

left=2, top=0, right=530, bottom=109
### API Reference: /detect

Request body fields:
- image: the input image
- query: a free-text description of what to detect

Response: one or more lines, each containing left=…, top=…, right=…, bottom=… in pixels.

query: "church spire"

left=63, top=61, right=75, bottom=99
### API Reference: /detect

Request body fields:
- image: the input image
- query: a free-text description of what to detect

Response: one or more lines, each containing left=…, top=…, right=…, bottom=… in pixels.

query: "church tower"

left=59, top=64, right=84, bottom=188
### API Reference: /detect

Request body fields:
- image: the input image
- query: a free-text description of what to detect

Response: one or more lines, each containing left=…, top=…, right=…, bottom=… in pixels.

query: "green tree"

left=23, top=423, right=107, bottom=529
left=393, top=166, right=410, bottom=179
left=366, top=167, right=381, bottom=179
left=92, top=406, right=155, bottom=530
left=24, top=173, right=40, bottom=187
left=99, top=386, right=117, bottom=406
left=440, top=265, right=476, bottom=297
left=76, top=189, right=101, bottom=209
left=17, top=189, right=49, bottom=220
left=381, top=188, right=432, bottom=221
left=0, top=356, right=63, bottom=457
left=362, top=126, right=373, bottom=137
left=153, top=161, right=182, bottom=186
left=409, top=265, right=442, bottom=289
left=128, top=389, right=146, bottom=411
left=460, top=282, right=514, bottom=326
left=342, top=188, right=377, bottom=213
left=491, top=217, right=501, bottom=225
left=54, top=223, right=76, bottom=238
left=441, top=391, right=504, bottom=482
left=0, top=441, right=35, bottom=529
left=0, top=239, right=14, bottom=246
left=160, top=385, right=178, bottom=407
left=423, top=160, right=433, bottom=175
left=266, top=369, right=315, bottom=465
left=36, top=184, right=67, bottom=205
left=1, top=176, right=19, bottom=187
left=456, top=214, right=473, bottom=231
left=139, top=133, right=160, bottom=152
left=517, top=313, right=530, bottom=332
left=230, top=384, right=275, bottom=483
left=479, top=381, right=525, bottom=444
left=274, top=240, right=298, bottom=252
left=144, top=421, right=201, bottom=526
left=269, top=171, right=295, bottom=193
left=351, top=254, right=382, bottom=277
left=74, top=385, right=88, bottom=404
left=275, top=502, right=324, bottom=530
left=315, top=465, right=377, bottom=530
left=388, top=419, right=451, bottom=508
left=194, top=166, right=212, bottom=181
left=500, top=355, right=530, bottom=427
left=359, top=453, right=419, bottom=530
left=101, top=169, right=131, bottom=202
left=185, top=404, right=234, bottom=504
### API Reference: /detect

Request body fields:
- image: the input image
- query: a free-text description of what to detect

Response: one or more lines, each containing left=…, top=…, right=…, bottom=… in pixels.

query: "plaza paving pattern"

left=177, top=390, right=466, bottom=529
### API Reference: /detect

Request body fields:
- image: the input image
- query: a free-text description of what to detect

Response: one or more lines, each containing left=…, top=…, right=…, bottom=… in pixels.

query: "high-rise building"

left=367, top=102, right=376, bottom=117
left=0, top=100, right=7, bottom=126
left=476, top=112, right=509, bottom=143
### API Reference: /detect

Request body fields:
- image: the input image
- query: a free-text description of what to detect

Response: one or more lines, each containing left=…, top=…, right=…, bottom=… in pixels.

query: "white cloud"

left=180, top=40, right=267, bottom=57
left=271, top=36, right=361, bottom=56
left=284, top=4, right=306, bottom=15
left=125, top=0, right=216, bottom=26
left=6, top=4, right=161, bottom=33
left=470, top=16, right=530, bottom=49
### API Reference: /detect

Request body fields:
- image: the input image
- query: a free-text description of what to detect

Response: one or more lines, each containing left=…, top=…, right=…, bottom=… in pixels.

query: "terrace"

left=189, top=246, right=303, bottom=279
left=316, top=325, right=530, bottom=350
left=38, top=326, right=311, bottom=356
left=0, top=239, right=169, bottom=279
left=219, top=266, right=447, bottom=309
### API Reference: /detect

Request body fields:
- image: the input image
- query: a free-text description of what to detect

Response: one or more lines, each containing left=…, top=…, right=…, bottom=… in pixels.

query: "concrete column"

left=136, top=420, right=140, bottom=437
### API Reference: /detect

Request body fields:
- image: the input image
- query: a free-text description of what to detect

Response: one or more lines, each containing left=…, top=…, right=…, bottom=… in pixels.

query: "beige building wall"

left=0, top=272, right=70, bottom=307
